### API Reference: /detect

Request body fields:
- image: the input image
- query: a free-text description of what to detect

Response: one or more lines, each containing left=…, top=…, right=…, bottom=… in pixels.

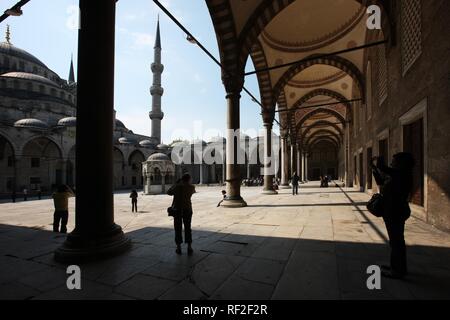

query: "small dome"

left=139, top=139, right=155, bottom=148
left=191, top=139, right=206, bottom=146
left=208, top=136, right=226, bottom=143
left=57, top=117, right=76, bottom=127
left=14, top=118, right=48, bottom=130
left=171, top=141, right=189, bottom=147
left=115, top=119, right=127, bottom=129
left=1, top=72, right=57, bottom=86
left=157, top=143, right=169, bottom=150
left=147, top=152, right=170, bottom=161
left=118, top=137, right=136, bottom=145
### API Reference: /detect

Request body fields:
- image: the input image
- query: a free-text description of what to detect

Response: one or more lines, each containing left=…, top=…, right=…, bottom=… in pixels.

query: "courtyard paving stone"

left=1, top=182, right=450, bottom=300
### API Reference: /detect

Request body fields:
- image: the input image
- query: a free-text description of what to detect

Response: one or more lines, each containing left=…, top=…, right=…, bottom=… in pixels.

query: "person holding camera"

left=371, top=153, right=415, bottom=279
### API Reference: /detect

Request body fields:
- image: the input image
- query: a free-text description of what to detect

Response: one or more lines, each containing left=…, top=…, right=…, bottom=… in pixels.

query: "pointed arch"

left=300, top=120, right=344, bottom=142
left=273, top=55, right=365, bottom=107
left=296, top=107, right=346, bottom=133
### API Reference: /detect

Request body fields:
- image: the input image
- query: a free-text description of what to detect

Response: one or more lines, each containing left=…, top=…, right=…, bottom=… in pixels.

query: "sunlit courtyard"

left=1, top=182, right=450, bottom=300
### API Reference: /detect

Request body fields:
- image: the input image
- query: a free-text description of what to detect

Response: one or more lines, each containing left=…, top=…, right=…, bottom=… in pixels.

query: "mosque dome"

left=1, top=71, right=57, bottom=86
left=147, top=152, right=170, bottom=161
left=57, top=117, right=76, bottom=127
left=118, top=136, right=136, bottom=145
left=14, top=118, right=49, bottom=130
left=139, top=139, right=155, bottom=148
left=0, top=41, right=47, bottom=68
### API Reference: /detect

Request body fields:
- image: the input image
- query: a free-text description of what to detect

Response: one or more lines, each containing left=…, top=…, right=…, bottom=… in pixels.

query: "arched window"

left=401, top=0, right=422, bottom=75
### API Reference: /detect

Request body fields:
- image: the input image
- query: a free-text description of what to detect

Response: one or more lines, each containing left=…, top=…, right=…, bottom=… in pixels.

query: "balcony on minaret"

left=150, top=85, right=164, bottom=96
left=149, top=110, right=164, bottom=120
left=151, top=62, right=164, bottom=73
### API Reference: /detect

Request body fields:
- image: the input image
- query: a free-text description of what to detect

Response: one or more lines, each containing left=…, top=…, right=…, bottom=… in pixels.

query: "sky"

left=1, top=0, right=280, bottom=143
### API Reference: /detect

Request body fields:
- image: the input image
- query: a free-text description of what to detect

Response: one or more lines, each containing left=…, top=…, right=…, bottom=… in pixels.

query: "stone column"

left=220, top=76, right=246, bottom=207
left=262, top=118, right=277, bottom=195
left=222, top=162, right=225, bottom=185
left=296, top=144, right=301, bottom=177
left=199, top=163, right=204, bottom=184
left=145, top=173, right=151, bottom=194
left=55, top=0, right=130, bottom=262
left=290, top=143, right=297, bottom=176
left=280, top=134, right=290, bottom=188
left=211, top=164, right=216, bottom=183
left=305, top=153, right=309, bottom=181
left=345, top=124, right=352, bottom=187
left=301, top=151, right=305, bottom=182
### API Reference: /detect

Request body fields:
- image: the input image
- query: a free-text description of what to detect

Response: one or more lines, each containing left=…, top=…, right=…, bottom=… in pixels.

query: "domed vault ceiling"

left=207, top=0, right=376, bottom=148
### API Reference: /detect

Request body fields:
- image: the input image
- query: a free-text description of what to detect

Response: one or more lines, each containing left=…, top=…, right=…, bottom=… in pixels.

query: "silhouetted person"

left=11, top=190, right=16, bottom=203
left=217, top=189, right=226, bottom=207
left=291, top=172, right=299, bottom=195
left=167, top=173, right=196, bottom=255
left=52, top=184, right=75, bottom=233
left=130, top=189, right=138, bottom=212
left=37, top=188, right=42, bottom=200
left=23, top=188, right=27, bottom=201
left=321, top=176, right=329, bottom=188
left=372, top=153, right=414, bottom=279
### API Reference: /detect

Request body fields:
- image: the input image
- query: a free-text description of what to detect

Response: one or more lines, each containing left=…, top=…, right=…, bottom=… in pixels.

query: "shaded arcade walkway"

left=1, top=182, right=450, bottom=299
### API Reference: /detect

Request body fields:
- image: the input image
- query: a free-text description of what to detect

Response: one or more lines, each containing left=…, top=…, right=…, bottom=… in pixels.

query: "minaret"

left=5, top=25, right=11, bottom=44
left=68, top=55, right=75, bottom=84
left=149, top=18, right=164, bottom=144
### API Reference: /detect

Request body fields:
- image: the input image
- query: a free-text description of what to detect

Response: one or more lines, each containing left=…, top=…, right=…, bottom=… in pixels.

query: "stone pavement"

left=1, top=182, right=450, bottom=300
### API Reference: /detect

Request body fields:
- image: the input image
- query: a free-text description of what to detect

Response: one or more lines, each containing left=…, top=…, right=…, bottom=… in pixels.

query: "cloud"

left=131, top=32, right=154, bottom=47
left=123, top=13, right=138, bottom=22
left=193, top=73, right=203, bottom=83
left=65, top=5, right=79, bottom=31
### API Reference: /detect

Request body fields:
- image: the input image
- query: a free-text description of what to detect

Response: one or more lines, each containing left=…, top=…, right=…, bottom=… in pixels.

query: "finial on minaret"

left=5, top=25, right=11, bottom=44
left=154, top=16, right=161, bottom=49
left=68, top=54, right=75, bottom=84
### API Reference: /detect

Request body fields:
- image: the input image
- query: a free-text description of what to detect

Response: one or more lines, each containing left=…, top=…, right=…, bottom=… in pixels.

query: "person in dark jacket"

left=130, top=189, right=138, bottom=212
left=167, top=173, right=196, bottom=255
left=371, top=153, right=414, bottom=279
left=291, top=172, right=300, bottom=195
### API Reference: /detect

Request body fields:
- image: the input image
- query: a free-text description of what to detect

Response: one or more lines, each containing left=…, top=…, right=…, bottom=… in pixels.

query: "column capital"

left=222, top=73, right=244, bottom=97
left=262, top=111, right=274, bottom=127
